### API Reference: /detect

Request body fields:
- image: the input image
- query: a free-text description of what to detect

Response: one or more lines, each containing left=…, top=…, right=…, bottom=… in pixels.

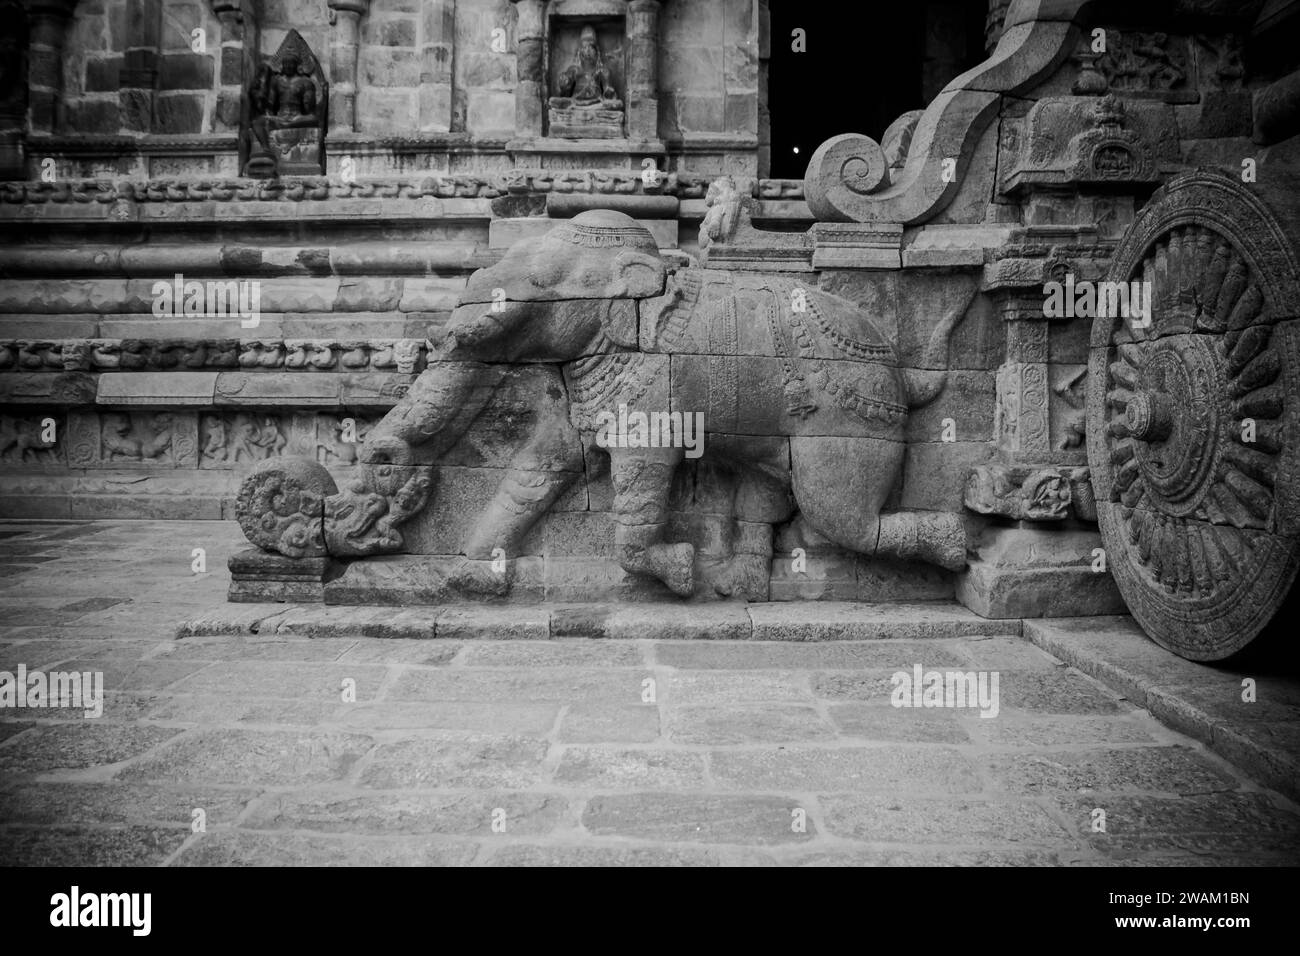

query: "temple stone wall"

left=4, top=0, right=1300, bottom=614
left=38, top=0, right=762, bottom=178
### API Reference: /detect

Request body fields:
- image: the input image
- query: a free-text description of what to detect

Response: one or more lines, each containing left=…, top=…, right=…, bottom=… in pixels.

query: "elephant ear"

left=601, top=300, right=639, bottom=348
left=611, top=249, right=667, bottom=299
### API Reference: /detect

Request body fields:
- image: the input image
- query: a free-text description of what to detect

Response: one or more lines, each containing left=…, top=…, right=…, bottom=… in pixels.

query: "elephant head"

left=436, top=210, right=668, bottom=359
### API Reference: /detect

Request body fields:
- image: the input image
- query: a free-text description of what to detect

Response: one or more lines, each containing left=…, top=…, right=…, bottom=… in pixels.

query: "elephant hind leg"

left=608, top=446, right=693, bottom=596
left=790, top=436, right=966, bottom=571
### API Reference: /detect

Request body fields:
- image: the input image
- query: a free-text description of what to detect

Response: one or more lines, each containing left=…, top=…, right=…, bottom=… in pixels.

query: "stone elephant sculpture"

left=237, top=209, right=973, bottom=598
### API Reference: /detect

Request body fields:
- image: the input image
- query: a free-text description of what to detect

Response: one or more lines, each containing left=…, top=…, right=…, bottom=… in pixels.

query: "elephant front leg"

left=609, top=446, right=694, bottom=596
left=450, top=365, right=586, bottom=595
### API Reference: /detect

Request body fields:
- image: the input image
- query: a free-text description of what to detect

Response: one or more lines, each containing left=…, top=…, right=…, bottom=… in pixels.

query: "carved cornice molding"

left=0, top=173, right=804, bottom=206
left=327, top=0, right=370, bottom=20
left=208, top=0, right=243, bottom=19
left=0, top=338, right=431, bottom=374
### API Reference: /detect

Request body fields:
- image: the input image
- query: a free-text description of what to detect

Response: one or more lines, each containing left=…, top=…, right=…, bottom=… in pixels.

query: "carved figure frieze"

left=228, top=413, right=287, bottom=463
left=233, top=208, right=979, bottom=594
left=0, top=415, right=59, bottom=466
left=1054, top=367, right=1088, bottom=451
left=964, top=464, right=1094, bottom=522
left=69, top=410, right=200, bottom=467
left=315, top=414, right=374, bottom=467
left=1097, top=32, right=1189, bottom=95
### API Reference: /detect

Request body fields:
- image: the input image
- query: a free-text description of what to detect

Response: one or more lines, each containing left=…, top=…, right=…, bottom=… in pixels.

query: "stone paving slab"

left=1027, top=618, right=1300, bottom=804
left=0, top=520, right=1298, bottom=866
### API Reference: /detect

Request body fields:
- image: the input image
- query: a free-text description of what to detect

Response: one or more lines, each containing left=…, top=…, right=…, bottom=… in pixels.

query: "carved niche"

left=242, top=30, right=328, bottom=178
left=548, top=18, right=625, bottom=138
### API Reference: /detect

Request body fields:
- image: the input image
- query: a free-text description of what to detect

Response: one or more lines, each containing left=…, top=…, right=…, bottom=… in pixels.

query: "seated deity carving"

left=548, top=24, right=624, bottom=139
left=243, top=31, right=327, bottom=178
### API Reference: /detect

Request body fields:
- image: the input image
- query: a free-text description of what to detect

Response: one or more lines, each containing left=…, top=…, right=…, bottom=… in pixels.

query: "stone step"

left=178, top=600, right=1018, bottom=642
left=1026, top=618, right=1300, bottom=805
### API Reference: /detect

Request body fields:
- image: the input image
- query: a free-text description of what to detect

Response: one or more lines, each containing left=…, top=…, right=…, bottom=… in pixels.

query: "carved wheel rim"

left=1086, top=171, right=1300, bottom=660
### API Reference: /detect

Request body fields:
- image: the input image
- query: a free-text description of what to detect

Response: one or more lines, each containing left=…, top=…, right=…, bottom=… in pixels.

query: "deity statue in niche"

left=243, top=31, right=327, bottom=178
left=548, top=23, right=624, bottom=139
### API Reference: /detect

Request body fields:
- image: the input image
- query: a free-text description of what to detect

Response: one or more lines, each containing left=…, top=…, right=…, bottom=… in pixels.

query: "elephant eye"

left=528, top=257, right=567, bottom=288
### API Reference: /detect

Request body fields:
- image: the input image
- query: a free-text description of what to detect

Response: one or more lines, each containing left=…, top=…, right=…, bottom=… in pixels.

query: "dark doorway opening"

left=767, top=1, right=988, bottom=179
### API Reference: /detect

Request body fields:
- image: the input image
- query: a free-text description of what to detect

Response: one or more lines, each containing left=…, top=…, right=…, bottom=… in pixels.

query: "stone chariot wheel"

left=1086, top=169, right=1300, bottom=661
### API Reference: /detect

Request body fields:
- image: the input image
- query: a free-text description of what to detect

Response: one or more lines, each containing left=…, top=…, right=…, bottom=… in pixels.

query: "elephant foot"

left=448, top=556, right=512, bottom=596
left=713, top=553, right=770, bottom=602
left=622, top=541, right=695, bottom=597
left=922, top=513, right=968, bottom=571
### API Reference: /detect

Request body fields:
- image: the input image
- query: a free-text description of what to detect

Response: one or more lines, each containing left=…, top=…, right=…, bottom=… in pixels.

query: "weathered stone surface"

left=554, top=747, right=707, bottom=789
left=172, top=831, right=479, bottom=866
left=984, top=746, right=1237, bottom=796
left=96, top=372, right=219, bottom=406
left=665, top=670, right=810, bottom=705
left=460, top=640, right=644, bottom=667
left=557, top=703, right=660, bottom=743
left=1028, top=617, right=1300, bottom=801
left=1053, top=792, right=1300, bottom=856
left=826, top=704, right=974, bottom=744
left=386, top=667, right=644, bottom=704
left=655, top=639, right=968, bottom=670
left=436, top=606, right=550, bottom=640
left=820, top=795, right=1072, bottom=845
left=746, top=602, right=1010, bottom=641
left=0, top=724, right=183, bottom=775
left=483, top=844, right=735, bottom=866
left=0, top=826, right=191, bottom=867
left=668, top=704, right=835, bottom=745
left=710, top=746, right=982, bottom=793
left=358, top=734, right=550, bottom=789
left=169, top=661, right=388, bottom=700
left=582, top=794, right=816, bottom=844
left=117, top=730, right=373, bottom=785
left=0, top=782, right=257, bottom=827
left=241, top=790, right=570, bottom=836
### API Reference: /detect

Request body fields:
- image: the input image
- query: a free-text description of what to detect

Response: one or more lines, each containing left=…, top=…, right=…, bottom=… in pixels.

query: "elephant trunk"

left=902, top=286, right=976, bottom=408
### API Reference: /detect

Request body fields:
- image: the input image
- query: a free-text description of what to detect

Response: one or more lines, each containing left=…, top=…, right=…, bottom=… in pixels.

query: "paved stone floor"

left=1, top=519, right=1299, bottom=866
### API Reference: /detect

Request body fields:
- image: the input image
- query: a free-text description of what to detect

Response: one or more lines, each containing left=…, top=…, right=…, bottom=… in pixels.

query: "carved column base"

left=228, top=549, right=343, bottom=603
left=955, top=524, right=1125, bottom=619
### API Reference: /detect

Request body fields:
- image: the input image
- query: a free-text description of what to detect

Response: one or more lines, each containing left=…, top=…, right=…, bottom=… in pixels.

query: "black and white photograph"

left=0, top=0, right=1296, bottom=918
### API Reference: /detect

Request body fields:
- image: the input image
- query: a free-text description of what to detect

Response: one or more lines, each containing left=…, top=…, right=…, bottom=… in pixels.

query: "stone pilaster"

left=119, top=0, right=162, bottom=133
left=511, top=0, right=545, bottom=139
left=210, top=0, right=254, bottom=135
left=327, top=0, right=370, bottom=133
left=994, top=294, right=1052, bottom=461
left=418, top=0, right=455, bottom=132
left=22, top=0, right=76, bottom=134
left=626, top=0, right=661, bottom=142
left=0, top=2, right=27, bottom=179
